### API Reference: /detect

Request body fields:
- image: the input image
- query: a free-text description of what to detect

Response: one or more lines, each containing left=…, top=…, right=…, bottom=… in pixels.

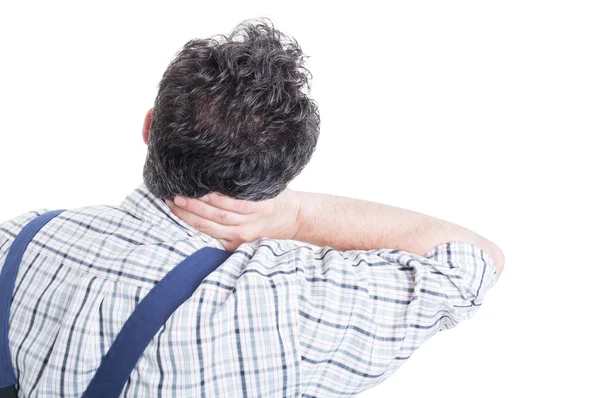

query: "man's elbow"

left=490, top=242, right=505, bottom=279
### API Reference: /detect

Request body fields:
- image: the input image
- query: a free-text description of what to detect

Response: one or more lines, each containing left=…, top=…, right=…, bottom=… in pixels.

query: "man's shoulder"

left=242, top=237, right=319, bottom=254
left=0, top=208, right=52, bottom=243
left=0, top=208, right=55, bottom=272
left=234, top=238, right=320, bottom=273
left=0, top=204, right=125, bottom=251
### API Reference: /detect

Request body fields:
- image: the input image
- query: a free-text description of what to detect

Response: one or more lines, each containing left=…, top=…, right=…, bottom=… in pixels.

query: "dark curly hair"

left=143, top=18, right=320, bottom=201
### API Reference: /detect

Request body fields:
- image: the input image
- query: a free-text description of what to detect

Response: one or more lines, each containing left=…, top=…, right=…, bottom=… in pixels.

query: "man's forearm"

left=291, top=190, right=504, bottom=273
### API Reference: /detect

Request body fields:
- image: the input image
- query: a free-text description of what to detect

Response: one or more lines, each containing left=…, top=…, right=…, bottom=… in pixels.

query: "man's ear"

left=142, top=108, right=153, bottom=145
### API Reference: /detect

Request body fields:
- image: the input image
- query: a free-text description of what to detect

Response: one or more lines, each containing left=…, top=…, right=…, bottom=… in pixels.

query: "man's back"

left=0, top=183, right=498, bottom=397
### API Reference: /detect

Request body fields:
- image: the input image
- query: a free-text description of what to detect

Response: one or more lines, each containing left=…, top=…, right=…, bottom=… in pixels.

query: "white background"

left=1, top=1, right=598, bottom=397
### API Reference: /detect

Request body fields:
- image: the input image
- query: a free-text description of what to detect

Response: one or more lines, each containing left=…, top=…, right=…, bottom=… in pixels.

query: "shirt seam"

left=22, top=247, right=166, bottom=289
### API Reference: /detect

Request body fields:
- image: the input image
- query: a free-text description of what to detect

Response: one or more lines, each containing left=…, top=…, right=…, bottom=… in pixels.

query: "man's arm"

left=168, top=189, right=501, bottom=393
left=292, top=190, right=504, bottom=279
left=168, top=188, right=504, bottom=279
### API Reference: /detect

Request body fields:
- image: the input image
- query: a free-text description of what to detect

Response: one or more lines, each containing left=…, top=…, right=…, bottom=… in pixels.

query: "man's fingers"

left=172, top=196, right=244, bottom=225
left=202, top=192, right=264, bottom=215
left=168, top=204, right=235, bottom=238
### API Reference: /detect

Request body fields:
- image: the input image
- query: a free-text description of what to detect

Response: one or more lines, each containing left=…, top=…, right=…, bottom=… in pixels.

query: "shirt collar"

left=120, top=182, right=225, bottom=250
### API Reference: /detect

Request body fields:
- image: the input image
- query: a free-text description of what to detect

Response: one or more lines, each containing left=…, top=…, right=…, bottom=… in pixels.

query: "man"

left=0, top=19, right=503, bottom=397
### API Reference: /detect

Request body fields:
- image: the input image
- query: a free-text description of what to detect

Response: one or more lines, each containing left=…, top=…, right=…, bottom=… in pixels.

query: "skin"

left=142, top=108, right=505, bottom=280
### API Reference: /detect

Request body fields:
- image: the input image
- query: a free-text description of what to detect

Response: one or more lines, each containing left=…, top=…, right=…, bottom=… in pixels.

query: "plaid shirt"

left=0, top=183, right=498, bottom=397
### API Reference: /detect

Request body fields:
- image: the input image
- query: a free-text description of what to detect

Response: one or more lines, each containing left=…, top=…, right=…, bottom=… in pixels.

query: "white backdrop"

left=1, top=1, right=598, bottom=397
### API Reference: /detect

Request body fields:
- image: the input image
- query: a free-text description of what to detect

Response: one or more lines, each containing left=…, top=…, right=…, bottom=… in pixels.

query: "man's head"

left=142, top=19, right=320, bottom=201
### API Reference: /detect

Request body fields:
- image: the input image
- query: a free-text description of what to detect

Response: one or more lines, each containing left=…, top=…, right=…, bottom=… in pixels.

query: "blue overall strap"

left=0, top=209, right=65, bottom=398
left=82, top=245, right=233, bottom=398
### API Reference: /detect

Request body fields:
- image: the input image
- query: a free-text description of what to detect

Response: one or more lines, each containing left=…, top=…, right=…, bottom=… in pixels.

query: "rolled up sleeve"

left=420, top=240, right=498, bottom=328
left=295, top=240, right=498, bottom=395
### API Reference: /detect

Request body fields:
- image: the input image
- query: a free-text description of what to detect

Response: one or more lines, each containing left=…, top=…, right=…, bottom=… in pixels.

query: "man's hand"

left=166, top=189, right=301, bottom=251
